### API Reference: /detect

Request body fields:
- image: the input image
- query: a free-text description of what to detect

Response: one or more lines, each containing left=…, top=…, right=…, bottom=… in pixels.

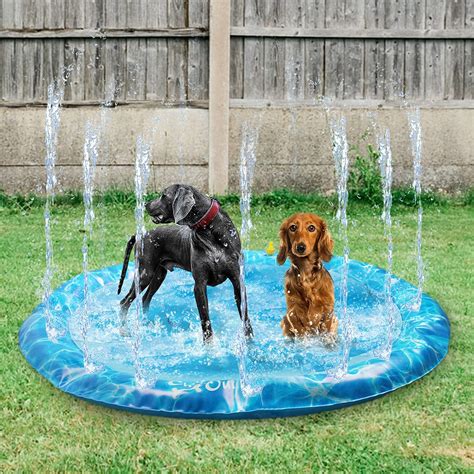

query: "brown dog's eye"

left=289, top=224, right=297, bottom=232
left=308, top=225, right=316, bottom=232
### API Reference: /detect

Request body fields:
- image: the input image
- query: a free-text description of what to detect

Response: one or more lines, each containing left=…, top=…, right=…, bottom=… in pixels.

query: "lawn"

left=0, top=192, right=472, bottom=472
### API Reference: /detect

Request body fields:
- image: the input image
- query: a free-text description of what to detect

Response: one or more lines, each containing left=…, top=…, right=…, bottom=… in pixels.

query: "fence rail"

left=0, top=28, right=209, bottom=38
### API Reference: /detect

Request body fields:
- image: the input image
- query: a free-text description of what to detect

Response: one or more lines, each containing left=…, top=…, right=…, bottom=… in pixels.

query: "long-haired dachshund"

left=277, top=213, right=338, bottom=340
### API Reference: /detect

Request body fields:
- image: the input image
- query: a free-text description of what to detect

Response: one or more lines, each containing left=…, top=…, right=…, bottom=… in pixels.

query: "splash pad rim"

left=19, top=251, right=450, bottom=419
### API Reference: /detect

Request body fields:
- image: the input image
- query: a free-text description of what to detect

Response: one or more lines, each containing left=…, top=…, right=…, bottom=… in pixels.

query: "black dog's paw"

left=203, top=330, right=214, bottom=345
left=244, top=323, right=254, bottom=340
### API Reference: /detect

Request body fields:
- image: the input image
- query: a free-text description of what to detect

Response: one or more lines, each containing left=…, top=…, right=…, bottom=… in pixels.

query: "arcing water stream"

left=328, top=115, right=351, bottom=377
left=376, top=128, right=396, bottom=359
left=407, top=108, right=424, bottom=311
left=131, top=136, right=152, bottom=388
left=43, top=82, right=63, bottom=342
left=80, top=122, right=101, bottom=371
left=238, top=122, right=260, bottom=396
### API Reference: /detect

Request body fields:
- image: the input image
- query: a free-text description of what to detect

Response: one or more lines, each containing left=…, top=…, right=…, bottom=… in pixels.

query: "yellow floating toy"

left=266, top=241, right=275, bottom=255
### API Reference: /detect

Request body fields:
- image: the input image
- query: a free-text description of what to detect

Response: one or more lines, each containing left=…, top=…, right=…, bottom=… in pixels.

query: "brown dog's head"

left=277, top=213, right=333, bottom=265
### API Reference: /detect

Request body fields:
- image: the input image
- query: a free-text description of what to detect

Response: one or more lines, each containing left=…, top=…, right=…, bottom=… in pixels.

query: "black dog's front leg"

left=193, top=281, right=213, bottom=343
left=230, top=274, right=254, bottom=339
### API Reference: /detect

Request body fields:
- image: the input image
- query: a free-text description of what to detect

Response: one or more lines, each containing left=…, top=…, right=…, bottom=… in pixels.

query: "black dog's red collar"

left=190, top=200, right=220, bottom=230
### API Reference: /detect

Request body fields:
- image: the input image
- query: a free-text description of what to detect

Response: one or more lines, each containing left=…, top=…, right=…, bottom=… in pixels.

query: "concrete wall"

left=228, top=107, right=474, bottom=194
left=0, top=105, right=472, bottom=194
left=0, top=107, right=209, bottom=194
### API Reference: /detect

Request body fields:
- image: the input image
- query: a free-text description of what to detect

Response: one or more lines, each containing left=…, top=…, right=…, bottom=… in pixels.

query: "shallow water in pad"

left=69, top=253, right=402, bottom=385
left=19, top=251, right=449, bottom=418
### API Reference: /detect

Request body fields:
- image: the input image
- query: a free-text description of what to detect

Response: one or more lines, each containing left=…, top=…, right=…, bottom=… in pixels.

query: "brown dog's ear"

left=277, top=219, right=290, bottom=265
left=317, top=222, right=334, bottom=262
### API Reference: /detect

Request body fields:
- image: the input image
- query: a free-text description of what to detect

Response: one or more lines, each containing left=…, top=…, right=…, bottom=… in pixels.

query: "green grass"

left=1, top=192, right=473, bottom=472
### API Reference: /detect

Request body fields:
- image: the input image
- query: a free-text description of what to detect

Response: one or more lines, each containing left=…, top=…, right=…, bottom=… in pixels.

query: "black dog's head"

left=146, top=184, right=207, bottom=225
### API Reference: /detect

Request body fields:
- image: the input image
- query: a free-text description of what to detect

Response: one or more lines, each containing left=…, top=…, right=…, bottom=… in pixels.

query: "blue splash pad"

left=19, top=251, right=449, bottom=419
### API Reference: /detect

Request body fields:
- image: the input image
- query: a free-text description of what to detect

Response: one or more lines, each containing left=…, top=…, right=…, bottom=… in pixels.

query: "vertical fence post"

left=208, top=0, right=231, bottom=194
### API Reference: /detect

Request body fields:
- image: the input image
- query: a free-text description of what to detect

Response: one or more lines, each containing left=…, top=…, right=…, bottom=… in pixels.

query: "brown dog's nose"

left=296, top=243, right=306, bottom=254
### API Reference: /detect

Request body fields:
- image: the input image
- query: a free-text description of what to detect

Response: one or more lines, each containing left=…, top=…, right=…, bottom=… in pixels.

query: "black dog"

left=117, top=184, right=253, bottom=343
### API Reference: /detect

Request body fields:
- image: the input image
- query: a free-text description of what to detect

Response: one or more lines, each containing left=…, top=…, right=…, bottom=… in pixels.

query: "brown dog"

left=277, top=213, right=338, bottom=340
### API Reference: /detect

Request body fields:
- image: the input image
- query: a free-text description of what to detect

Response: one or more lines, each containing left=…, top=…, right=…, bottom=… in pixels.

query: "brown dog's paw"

left=328, top=314, right=338, bottom=335
left=320, top=332, right=338, bottom=349
left=281, top=314, right=298, bottom=338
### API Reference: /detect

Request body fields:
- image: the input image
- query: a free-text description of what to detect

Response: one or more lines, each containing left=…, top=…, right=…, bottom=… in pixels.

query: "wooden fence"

left=1, top=0, right=473, bottom=104
left=0, top=0, right=209, bottom=104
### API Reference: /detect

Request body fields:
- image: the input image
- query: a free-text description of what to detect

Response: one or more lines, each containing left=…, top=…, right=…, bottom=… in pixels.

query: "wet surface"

left=19, top=251, right=449, bottom=418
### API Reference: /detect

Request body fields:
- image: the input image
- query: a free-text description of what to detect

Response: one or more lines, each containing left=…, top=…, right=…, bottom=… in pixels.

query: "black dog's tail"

left=117, top=235, right=136, bottom=295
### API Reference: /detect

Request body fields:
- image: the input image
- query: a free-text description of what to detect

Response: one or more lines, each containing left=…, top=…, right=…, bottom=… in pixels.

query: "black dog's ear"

left=172, top=187, right=195, bottom=224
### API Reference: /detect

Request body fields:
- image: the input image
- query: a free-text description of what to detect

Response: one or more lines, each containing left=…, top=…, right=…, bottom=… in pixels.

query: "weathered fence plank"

left=23, top=40, right=44, bottom=101
left=1, top=40, right=23, bottom=100
left=285, top=1, right=305, bottom=100
left=188, top=38, right=209, bottom=100
left=168, top=0, right=186, bottom=28
left=446, top=40, right=465, bottom=98
left=145, top=38, right=168, bottom=100
left=230, top=0, right=244, bottom=98
left=426, top=0, right=447, bottom=99
left=324, top=0, right=344, bottom=98
left=145, top=0, right=167, bottom=29
left=167, top=0, right=187, bottom=101
left=105, top=39, right=126, bottom=100
left=384, top=0, right=406, bottom=98
left=64, top=39, right=85, bottom=101
left=465, top=0, right=474, bottom=98
left=384, top=0, right=406, bottom=29
left=264, top=1, right=285, bottom=100
left=446, top=0, right=466, bottom=28
left=84, top=40, right=105, bottom=100
left=188, top=0, right=209, bottom=99
left=243, top=1, right=265, bottom=99
left=364, top=0, right=384, bottom=99
left=23, top=0, right=44, bottom=29
left=1, top=0, right=23, bottom=29
left=467, top=0, right=474, bottom=28
left=405, top=0, right=425, bottom=99
left=65, top=0, right=85, bottom=29
left=304, top=0, right=326, bottom=29
left=43, top=38, right=64, bottom=95
left=105, top=0, right=127, bottom=28
left=304, top=38, right=324, bottom=98
left=445, top=0, right=466, bottom=99
left=189, top=0, right=209, bottom=27
left=44, top=0, right=65, bottom=29
left=127, top=0, right=148, bottom=30
left=126, top=39, right=147, bottom=100
left=303, top=0, right=325, bottom=98
left=167, top=39, right=187, bottom=100
left=344, top=0, right=364, bottom=99
left=465, top=39, right=474, bottom=99
left=84, top=0, right=105, bottom=29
